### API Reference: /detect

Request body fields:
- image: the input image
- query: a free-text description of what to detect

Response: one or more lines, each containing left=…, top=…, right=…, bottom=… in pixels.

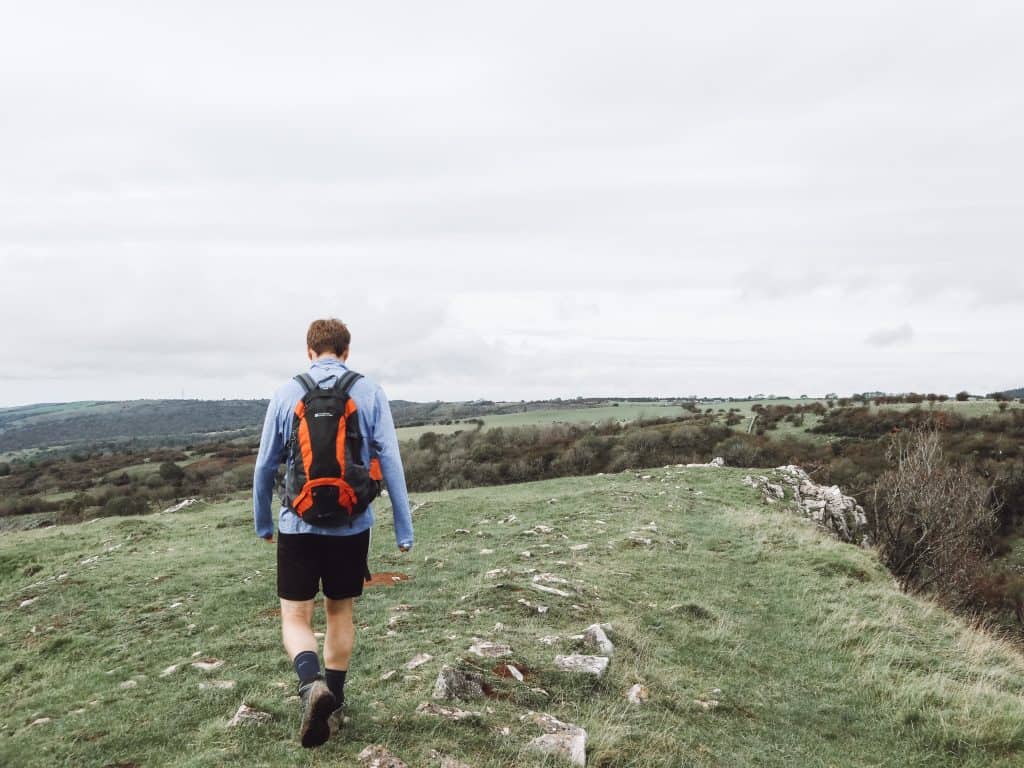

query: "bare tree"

left=870, top=425, right=997, bottom=598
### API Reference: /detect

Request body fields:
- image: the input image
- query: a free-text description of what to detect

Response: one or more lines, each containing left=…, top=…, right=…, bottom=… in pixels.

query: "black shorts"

left=276, top=530, right=371, bottom=601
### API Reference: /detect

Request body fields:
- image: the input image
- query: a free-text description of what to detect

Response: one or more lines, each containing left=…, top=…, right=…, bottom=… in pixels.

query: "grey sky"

left=1, top=2, right=1021, bottom=406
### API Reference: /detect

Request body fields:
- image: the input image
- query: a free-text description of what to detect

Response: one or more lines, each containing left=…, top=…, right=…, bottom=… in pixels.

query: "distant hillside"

left=992, top=387, right=1024, bottom=399
left=0, top=396, right=669, bottom=454
left=0, top=400, right=269, bottom=453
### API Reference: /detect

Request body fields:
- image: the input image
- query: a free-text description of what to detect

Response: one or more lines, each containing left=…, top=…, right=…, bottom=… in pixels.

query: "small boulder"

left=433, top=665, right=486, bottom=701
left=415, top=702, right=482, bottom=721
left=468, top=640, right=512, bottom=658
left=404, top=653, right=433, bottom=670
left=227, top=703, right=272, bottom=727
left=554, top=654, right=609, bottom=678
left=626, top=684, right=649, bottom=704
left=583, top=624, right=614, bottom=656
left=358, top=744, right=408, bottom=768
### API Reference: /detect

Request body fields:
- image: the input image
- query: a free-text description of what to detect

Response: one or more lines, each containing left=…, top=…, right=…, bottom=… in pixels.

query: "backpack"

left=282, top=370, right=383, bottom=527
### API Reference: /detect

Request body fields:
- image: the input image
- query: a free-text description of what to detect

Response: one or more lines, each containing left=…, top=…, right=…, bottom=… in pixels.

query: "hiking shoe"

left=327, top=702, right=347, bottom=737
left=297, top=678, right=337, bottom=748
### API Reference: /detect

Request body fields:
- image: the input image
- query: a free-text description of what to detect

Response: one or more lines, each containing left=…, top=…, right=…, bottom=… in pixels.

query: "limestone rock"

left=433, top=665, right=486, bottom=701
left=405, top=653, right=433, bottom=670
left=583, top=624, right=614, bottom=656
left=227, top=703, right=271, bottom=727
left=416, top=701, right=482, bottom=721
left=468, top=640, right=512, bottom=658
left=530, top=583, right=571, bottom=598
left=626, top=684, right=649, bottom=704
left=524, top=712, right=587, bottom=767
left=749, top=465, right=870, bottom=545
left=159, top=664, right=179, bottom=678
left=554, top=654, right=609, bottom=678
left=358, top=744, right=408, bottom=768
left=191, top=659, right=225, bottom=673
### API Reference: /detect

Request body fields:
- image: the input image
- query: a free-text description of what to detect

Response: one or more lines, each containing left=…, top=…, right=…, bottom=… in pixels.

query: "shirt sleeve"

left=370, top=385, right=414, bottom=549
left=253, top=392, right=288, bottom=539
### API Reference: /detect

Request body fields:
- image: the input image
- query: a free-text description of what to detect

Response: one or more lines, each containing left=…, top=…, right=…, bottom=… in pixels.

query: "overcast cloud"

left=1, top=1, right=1022, bottom=406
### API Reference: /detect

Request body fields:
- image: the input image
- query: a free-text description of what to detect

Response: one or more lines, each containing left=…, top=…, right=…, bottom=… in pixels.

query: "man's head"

left=306, top=318, right=351, bottom=361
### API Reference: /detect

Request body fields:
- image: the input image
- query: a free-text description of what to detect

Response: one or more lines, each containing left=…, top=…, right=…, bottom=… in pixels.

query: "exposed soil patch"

left=365, top=572, right=410, bottom=588
left=491, top=661, right=532, bottom=681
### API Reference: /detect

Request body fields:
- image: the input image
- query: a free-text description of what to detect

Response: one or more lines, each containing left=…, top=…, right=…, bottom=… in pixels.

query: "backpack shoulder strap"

left=334, top=370, right=363, bottom=398
left=293, top=373, right=317, bottom=394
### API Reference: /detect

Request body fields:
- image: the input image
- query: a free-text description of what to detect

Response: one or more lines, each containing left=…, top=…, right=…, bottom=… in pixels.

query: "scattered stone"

left=433, top=665, right=486, bottom=701
left=432, top=753, right=473, bottom=768
left=641, top=521, right=658, bottom=532
left=534, top=573, right=570, bottom=585
left=392, top=604, right=414, bottom=612
left=687, top=456, right=725, bottom=468
left=69, top=708, right=87, bottom=716
left=190, top=651, right=203, bottom=658
left=568, top=544, right=589, bottom=552
left=358, top=745, right=408, bottom=768
left=538, top=635, right=561, bottom=646
left=627, top=533, right=653, bottom=547
left=530, top=583, right=571, bottom=598
left=30, top=717, right=51, bottom=727
left=555, top=654, right=609, bottom=678
left=416, top=702, right=481, bottom=721
left=119, top=680, right=138, bottom=689
left=468, top=640, right=512, bottom=658
left=380, top=670, right=397, bottom=681
left=641, top=475, right=653, bottom=480
left=168, top=602, right=184, bottom=609
left=199, top=680, right=236, bottom=690
left=405, top=653, right=433, bottom=670
left=479, top=549, right=495, bottom=555
left=583, top=624, right=614, bottom=656
left=524, top=712, right=587, bottom=767
left=694, top=699, right=720, bottom=711
left=227, top=704, right=271, bottom=727
left=159, top=664, right=179, bottom=678
left=506, top=664, right=524, bottom=682
left=519, top=551, right=532, bottom=559
left=191, top=659, right=225, bottom=673
left=455, top=529, right=471, bottom=534
left=626, top=684, right=649, bottom=704
left=501, top=514, right=518, bottom=524
left=485, top=568, right=510, bottom=579
left=517, top=598, right=549, bottom=614
left=533, top=525, right=554, bottom=534
left=19, top=598, right=37, bottom=609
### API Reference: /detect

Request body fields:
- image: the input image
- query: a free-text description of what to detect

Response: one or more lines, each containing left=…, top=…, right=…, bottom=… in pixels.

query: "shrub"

left=159, top=461, right=185, bottom=484
left=0, top=462, right=9, bottom=477
left=870, top=426, right=996, bottom=601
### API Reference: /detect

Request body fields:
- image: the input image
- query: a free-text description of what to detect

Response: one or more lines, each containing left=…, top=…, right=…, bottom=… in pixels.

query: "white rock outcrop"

left=744, top=466, right=869, bottom=545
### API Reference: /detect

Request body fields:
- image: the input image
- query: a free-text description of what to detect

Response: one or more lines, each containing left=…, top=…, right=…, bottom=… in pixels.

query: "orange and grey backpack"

left=282, top=370, right=383, bottom=527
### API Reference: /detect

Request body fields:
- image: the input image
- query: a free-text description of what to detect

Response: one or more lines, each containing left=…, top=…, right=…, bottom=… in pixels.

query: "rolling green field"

left=4, top=468, right=1024, bottom=766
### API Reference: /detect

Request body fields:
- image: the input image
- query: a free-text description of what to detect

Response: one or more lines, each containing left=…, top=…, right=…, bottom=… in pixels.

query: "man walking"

left=253, top=318, right=414, bottom=748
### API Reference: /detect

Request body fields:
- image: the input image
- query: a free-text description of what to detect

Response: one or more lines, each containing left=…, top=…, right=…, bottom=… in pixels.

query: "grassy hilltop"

left=4, top=468, right=1024, bottom=767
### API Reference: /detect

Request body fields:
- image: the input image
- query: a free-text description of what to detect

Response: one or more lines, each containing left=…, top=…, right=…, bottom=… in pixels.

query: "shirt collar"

left=309, top=356, right=348, bottom=371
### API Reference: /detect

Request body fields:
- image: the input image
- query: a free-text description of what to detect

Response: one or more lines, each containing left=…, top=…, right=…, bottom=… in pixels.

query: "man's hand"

left=263, top=535, right=274, bottom=543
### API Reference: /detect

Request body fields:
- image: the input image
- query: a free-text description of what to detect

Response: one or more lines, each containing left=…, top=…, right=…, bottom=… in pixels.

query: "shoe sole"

left=299, top=682, right=337, bottom=749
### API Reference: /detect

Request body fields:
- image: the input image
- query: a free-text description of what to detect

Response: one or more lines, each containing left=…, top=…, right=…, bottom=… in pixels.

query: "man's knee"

left=324, top=596, right=353, bottom=617
left=280, top=598, right=314, bottom=624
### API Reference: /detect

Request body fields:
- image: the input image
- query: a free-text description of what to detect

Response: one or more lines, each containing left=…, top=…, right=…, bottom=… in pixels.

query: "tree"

left=0, top=462, right=9, bottom=477
left=159, top=461, right=185, bottom=484
left=956, top=391, right=970, bottom=402
left=870, top=426, right=996, bottom=599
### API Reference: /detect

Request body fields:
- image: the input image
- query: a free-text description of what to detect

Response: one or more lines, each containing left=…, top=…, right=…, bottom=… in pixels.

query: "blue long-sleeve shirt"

left=252, top=357, right=414, bottom=549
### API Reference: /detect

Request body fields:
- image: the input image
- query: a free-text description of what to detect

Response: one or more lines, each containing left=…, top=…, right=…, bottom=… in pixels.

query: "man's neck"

left=311, top=354, right=344, bottom=364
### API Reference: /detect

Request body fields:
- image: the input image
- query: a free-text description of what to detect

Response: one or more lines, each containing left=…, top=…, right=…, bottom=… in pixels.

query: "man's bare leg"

left=281, top=597, right=334, bottom=748
left=323, top=596, right=355, bottom=719
left=280, top=598, right=317, bottom=658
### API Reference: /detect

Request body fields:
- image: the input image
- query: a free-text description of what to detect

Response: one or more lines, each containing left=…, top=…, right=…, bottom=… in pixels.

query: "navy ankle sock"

left=293, top=650, right=321, bottom=686
left=324, top=668, right=347, bottom=704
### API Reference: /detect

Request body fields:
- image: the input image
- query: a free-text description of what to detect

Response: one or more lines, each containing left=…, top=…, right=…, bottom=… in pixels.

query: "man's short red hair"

left=306, top=318, right=351, bottom=356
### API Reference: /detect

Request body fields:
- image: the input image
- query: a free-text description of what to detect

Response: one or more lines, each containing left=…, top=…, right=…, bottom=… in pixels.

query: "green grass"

left=4, top=469, right=1024, bottom=767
